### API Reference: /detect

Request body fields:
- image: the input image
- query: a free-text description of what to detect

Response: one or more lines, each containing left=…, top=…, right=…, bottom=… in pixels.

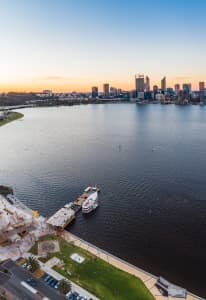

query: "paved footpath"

left=61, top=231, right=204, bottom=300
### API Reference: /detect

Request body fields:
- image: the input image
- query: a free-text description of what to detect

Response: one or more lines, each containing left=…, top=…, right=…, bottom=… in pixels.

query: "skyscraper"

left=135, top=74, right=144, bottom=93
left=199, top=82, right=205, bottom=101
left=145, top=76, right=150, bottom=92
left=161, top=77, right=166, bottom=93
left=174, top=84, right=180, bottom=94
left=103, top=83, right=110, bottom=97
left=183, top=83, right=191, bottom=94
left=182, top=83, right=191, bottom=100
left=110, top=87, right=117, bottom=97
left=152, top=85, right=158, bottom=100
left=91, top=86, right=98, bottom=98
left=199, top=82, right=205, bottom=91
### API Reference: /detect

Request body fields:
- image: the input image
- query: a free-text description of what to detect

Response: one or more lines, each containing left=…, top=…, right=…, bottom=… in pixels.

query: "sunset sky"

left=0, top=0, right=206, bottom=92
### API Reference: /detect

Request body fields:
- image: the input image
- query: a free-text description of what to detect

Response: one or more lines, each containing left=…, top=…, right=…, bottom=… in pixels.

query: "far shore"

left=0, top=111, right=24, bottom=127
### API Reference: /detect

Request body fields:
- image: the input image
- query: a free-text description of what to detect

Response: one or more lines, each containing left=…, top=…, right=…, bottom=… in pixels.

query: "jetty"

left=46, top=186, right=100, bottom=230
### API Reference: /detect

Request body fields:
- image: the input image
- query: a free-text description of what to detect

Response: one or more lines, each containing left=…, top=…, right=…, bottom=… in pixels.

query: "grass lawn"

left=0, top=112, right=24, bottom=127
left=30, top=235, right=154, bottom=300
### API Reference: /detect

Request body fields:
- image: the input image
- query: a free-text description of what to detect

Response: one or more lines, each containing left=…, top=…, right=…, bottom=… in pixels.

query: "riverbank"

left=29, top=234, right=155, bottom=300
left=0, top=111, right=24, bottom=127
left=28, top=231, right=204, bottom=300
left=61, top=231, right=203, bottom=300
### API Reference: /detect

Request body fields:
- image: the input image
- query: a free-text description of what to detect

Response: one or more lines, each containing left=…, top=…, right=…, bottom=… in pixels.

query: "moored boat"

left=82, top=191, right=98, bottom=213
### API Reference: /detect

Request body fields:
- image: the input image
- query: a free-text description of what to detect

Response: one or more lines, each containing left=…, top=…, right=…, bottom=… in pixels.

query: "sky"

left=0, top=0, right=206, bottom=92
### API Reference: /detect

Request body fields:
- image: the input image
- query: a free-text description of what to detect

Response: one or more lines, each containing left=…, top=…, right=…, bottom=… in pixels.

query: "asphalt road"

left=0, top=260, right=66, bottom=300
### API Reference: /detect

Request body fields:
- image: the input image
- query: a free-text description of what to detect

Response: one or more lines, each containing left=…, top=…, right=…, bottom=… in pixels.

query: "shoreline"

left=0, top=111, right=24, bottom=127
left=61, top=231, right=204, bottom=300
left=0, top=189, right=204, bottom=299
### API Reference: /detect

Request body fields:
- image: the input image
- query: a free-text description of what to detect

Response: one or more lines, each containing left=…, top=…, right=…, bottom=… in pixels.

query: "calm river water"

left=0, top=104, right=206, bottom=297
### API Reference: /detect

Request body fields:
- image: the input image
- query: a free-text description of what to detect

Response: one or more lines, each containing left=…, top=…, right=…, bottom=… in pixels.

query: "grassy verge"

left=30, top=235, right=154, bottom=300
left=0, top=111, right=24, bottom=127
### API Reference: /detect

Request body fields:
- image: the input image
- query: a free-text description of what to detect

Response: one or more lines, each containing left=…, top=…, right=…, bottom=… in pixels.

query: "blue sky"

left=0, top=0, right=205, bottom=91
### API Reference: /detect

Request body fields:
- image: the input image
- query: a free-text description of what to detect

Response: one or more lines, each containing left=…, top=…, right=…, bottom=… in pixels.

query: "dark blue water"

left=1, top=104, right=206, bottom=297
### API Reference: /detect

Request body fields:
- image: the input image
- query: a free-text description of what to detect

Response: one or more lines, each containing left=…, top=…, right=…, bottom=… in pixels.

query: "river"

left=0, top=104, right=206, bottom=297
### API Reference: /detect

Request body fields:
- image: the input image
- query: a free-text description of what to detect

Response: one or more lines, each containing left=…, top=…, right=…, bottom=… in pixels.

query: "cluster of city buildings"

left=1, top=75, right=206, bottom=106
left=91, top=75, right=206, bottom=104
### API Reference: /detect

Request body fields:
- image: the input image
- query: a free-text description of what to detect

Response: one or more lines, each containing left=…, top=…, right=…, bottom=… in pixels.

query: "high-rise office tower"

left=161, top=77, right=166, bottom=93
left=153, top=85, right=158, bottom=93
left=199, top=82, right=205, bottom=91
left=91, top=86, right=98, bottom=98
left=199, top=82, right=205, bottom=101
left=110, top=87, right=117, bottom=97
left=145, top=76, right=150, bottom=92
left=135, top=74, right=145, bottom=93
left=174, top=84, right=180, bottom=94
left=103, top=83, right=110, bottom=97
left=182, top=83, right=191, bottom=100
left=183, top=83, right=191, bottom=94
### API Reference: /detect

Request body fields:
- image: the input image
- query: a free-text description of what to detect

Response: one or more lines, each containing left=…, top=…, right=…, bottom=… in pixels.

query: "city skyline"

left=0, top=0, right=206, bottom=92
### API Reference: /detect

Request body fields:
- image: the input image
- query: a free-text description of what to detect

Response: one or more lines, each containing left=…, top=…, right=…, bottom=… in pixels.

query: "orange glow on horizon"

left=0, top=77, right=204, bottom=93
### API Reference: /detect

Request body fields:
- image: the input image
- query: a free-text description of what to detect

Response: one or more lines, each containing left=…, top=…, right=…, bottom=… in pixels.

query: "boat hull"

left=82, top=203, right=98, bottom=214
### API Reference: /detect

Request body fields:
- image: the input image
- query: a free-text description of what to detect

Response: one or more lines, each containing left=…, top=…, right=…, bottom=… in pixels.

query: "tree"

left=26, top=256, right=40, bottom=272
left=57, top=279, right=71, bottom=294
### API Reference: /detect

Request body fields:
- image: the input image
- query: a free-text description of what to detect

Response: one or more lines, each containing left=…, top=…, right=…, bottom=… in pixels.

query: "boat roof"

left=84, top=187, right=91, bottom=192
left=157, top=277, right=187, bottom=297
left=87, top=192, right=98, bottom=201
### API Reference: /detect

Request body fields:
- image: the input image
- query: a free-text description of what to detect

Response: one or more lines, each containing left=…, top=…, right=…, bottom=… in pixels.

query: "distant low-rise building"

left=37, top=90, right=53, bottom=98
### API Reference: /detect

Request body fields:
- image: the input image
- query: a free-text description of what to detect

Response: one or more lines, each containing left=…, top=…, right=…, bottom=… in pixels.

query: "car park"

left=67, top=291, right=88, bottom=300
left=43, top=275, right=59, bottom=289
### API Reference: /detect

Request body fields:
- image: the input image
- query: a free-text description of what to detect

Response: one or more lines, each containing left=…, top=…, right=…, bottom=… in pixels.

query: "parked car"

left=26, top=265, right=32, bottom=271
left=22, top=263, right=28, bottom=269
left=26, top=278, right=37, bottom=287
left=47, top=277, right=54, bottom=285
left=50, top=280, right=57, bottom=288
left=44, top=275, right=50, bottom=282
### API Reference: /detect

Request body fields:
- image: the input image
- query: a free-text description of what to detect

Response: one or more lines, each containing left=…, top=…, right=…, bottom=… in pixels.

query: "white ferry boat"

left=82, top=191, right=98, bottom=213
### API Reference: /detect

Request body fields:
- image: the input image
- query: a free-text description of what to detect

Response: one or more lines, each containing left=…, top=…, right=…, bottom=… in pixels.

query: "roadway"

left=0, top=260, right=66, bottom=300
